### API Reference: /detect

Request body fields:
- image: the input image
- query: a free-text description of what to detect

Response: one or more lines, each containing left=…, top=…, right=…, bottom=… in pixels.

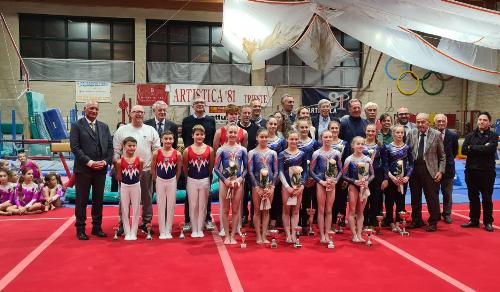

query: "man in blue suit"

left=434, top=114, right=458, bottom=224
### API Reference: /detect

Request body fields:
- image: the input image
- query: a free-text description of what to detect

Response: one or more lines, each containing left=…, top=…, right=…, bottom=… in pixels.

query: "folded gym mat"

left=26, top=91, right=47, bottom=139
left=34, top=113, right=51, bottom=140
left=43, top=108, right=69, bottom=140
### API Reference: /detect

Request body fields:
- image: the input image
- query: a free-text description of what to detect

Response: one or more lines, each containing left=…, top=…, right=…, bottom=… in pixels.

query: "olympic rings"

left=421, top=71, right=445, bottom=96
left=384, top=57, right=411, bottom=81
left=409, top=65, right=431, bottom=81
left=396, top=70, right=420, bottom=95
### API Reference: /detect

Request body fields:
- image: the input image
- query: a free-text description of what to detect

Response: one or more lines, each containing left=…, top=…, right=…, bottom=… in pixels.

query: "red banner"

left=136, top=84, right=168, bottom=106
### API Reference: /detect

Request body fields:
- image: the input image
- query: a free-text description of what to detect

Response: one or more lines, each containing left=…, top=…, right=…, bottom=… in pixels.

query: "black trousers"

left=364, top=168, right=384, bottom=226
left=300, top=183, right=317, bottom=228
left=74, top=171, right=106, bottom=231
left=270, top=181, right=283, bottom=223
left=465, top=170, right=495, bottom=224
left=409, top=162, right=441, bottom=226
left=242, top=176, right=254, bottom=221
left=384, top=180, right=407, bottom=224
left=332, top=180, right=348, bottom=224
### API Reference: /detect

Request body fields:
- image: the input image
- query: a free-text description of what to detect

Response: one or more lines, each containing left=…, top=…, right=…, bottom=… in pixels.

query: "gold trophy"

left=336, top=214, right=344, bottom=234
left=327, top=230, right=335, bottom=249
left=226, top=156, right=239, bottom=199
left=395, top=160, right=405, bottom=195
left=294, top=226, right=302, bottom=248
left=240, top=229, right=247, bottom=248
left=113, top=225, right=119, bottom=241
left=146, top=223, right=152, bottom=240
left=179, top=222, right=185, bottom=239
left=365, top=227, right=374, bottom=247
left=269, top=229, right=279, bottom=249
left=399, top=211, right=410, bottom=236
left=376, top=215, right=384, bottom=235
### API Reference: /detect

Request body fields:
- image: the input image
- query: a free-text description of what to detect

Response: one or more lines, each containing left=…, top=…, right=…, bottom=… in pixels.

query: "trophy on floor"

left=376, top=215, right=384, bottom=235
left=294, top=226, right=302, bottom=248
left=179, top=222, right=185, bottom=239
left=240, top=229, right=247, bottom=249
left=146, top=223, right=152, bottom=240
left=269, top=229, right=279, bottom=249
left=306, top=205, right=315, bottom=236
left=113, top=225, right=119, bottom=241
left=365, top=227, right=374, bottom=247
left=399, top=211, right=410, bottom=236
left=327, top=230, right=335, bottom=249
left=336, top=214, right=345, bottom=234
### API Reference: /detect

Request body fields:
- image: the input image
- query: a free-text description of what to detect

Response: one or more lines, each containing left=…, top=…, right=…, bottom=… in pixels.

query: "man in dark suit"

left=70, top=100, right=113, bottom=240
left=144, top=100, right=178, bottom=148
left=434, top=114, right=458, bottom=224
left=311, top=98, right=337, bottom=138
left=407, top=113, right=445, bottom=232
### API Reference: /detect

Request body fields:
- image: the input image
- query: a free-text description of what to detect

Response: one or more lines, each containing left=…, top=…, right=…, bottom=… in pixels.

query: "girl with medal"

left=309, top=130, right=342, bottom=243
left=362, top=124, right=384, bottom=228
left=152, top=130, right=182, bottom=239
left=248, top=128, right=278, bottom=244
left=214, top=123, right=248, bottom=244
left=183, top=125, right=215, bottom=238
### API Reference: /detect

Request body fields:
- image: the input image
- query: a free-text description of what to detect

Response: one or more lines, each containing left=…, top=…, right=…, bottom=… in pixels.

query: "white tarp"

left=221, top=0, right=315, bottom=69
left=437, top=37, right=498, bottom=72
left=292, top=15, right=351, bottom=71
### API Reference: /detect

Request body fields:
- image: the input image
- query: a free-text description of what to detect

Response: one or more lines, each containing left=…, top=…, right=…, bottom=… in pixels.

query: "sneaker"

left=191, top=231, right=199, bottom=238
left=165, top=233, right=173, bottom=239
left=205, top=221, right=215, bottom=231
left=198, top=231, right=205, bottom=238
left=183, top=222, right=192, bottom=232
left=159, top=233, right=168, bottom=240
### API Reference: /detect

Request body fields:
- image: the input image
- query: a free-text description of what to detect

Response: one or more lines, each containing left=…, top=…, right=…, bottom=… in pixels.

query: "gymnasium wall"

left=0, top=1, right=498, bottom=136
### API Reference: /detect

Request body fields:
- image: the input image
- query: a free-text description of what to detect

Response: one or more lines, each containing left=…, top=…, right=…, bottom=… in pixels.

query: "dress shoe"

left=443, top=215, right=453, bottom=224
left=426, top=225, right=437, bottom=232
left=139, top=223, right=154, bottom=235
left=117, top=226, right=124, bottom=237
left=485, top=224, right=494, bottom=232
left=77, top=232, right=89, bottom=240
left=461, top=221, right=479, bottom=228
left=91, top=229, right=108, bottom=237
left=407, top=222, right=424, bottom=229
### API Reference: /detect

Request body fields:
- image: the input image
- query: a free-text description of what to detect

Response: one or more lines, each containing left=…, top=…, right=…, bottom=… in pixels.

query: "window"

left=19, top=14, right=134, bottom=61
left=146, top=20, right=250, bottom=85
left=265, top=27, right=362, bottom=87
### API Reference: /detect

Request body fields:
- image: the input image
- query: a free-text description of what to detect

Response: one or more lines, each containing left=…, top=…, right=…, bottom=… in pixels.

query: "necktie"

left=158, top=122, right=163, bottom=135
left=90, top=122, right=95, bottom=132
left=417, top=133, right=425, bottom=161
left=441, top=131, right=445, bottom=141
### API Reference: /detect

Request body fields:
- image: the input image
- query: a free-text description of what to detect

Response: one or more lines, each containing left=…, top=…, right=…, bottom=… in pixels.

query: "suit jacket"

left=311, top=114, right=338, bottom=138
left=70, top=118, right=113, bottom=174
left=144, top=118, right=178, bottom=149
left=441, top=129, right=459, bottom=179
left=407, top=128, right=446, bottom=177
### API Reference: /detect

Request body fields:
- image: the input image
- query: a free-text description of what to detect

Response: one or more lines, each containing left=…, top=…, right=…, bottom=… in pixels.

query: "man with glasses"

left=181, top=97, right=217, bottom=231
left=113, top=105, right=161, bottom=235
left=396, top=107, right=416, bottom=142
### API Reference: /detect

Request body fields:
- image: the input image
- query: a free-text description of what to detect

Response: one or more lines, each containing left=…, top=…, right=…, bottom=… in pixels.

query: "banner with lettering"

left=136, top=84, right=168, bottom=106
left=301, top=88, right=353, bottom=119
left=168, top=84, right=275, bottom=124
left=75, top=81, right=111, bottom=103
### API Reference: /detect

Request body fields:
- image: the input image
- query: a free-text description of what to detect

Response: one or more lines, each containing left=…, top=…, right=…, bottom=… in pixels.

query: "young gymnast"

left=183, top=125, right=215, bottom=238
left=309, top=130, right=342, bottom=243
left=42, top=172, right=65, bottom=211
left=15, top=168, right=44, bottom=215
left=363, top=124, right=384, bottom=227
left=151, top=130, right=182, bottom=239
left=248, top=128, right=278, bottom=244
left=7, top=170, right=19, bottom=184
left=115, top=137, right=144, bottom=241
left=0, top=169, right=19, bottom=215
left=278, top=130, right=307, bottom=244
left=342, top=136, right=375, bottom=243
left=214, top=123, right=248, bottom=244
left=17, top=150, right=42, bottom=183
left=266, top=116, right=286, bottom=229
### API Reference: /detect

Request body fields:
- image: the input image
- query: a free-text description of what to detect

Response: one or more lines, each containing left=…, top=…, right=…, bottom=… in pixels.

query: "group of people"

left=0, top=152, right=66, bottom=216
left=66, top=94, right=498, bottom=244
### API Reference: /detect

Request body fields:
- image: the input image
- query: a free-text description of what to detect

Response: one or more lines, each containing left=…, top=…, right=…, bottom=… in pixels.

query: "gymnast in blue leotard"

left=278, top=130, right=307, bottom=244
left=248, top=128, right=279, bottom=244
left=309, top=130, right=342, bottom=243
left=214, top=123, right=248, bottom=245
left=266, top=116, right=286, bottom=229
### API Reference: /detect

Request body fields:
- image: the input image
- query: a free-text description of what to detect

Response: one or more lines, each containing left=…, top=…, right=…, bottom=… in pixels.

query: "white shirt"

left=318, top=115, right=330, bottom=137
left=113, top=123, right=160, bottom=171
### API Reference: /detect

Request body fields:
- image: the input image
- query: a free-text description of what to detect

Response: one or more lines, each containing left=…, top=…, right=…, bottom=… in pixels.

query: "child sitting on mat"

left=42, top=172, right=65, bottom=211
left=115, top=137, right=143, bottom=241
left=15, top=168, right=45, bottom=215
left=7, top=170, right=19, bottom=184
left=0, top=169, right=19, bottom=215
left=17, top=150, right=42, bottom=184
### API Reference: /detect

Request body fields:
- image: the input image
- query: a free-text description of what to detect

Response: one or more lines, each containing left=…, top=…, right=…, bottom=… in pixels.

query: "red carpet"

left=0, top=202, right=499, bottom=291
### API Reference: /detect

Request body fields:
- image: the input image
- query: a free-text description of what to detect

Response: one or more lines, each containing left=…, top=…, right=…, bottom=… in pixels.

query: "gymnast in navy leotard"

left=248, top=128, right=279, bottom=244
left=363, top=124, right=385, bottom=227
left=278, top=130, right=307, bottom=244
left=214, top=123, right=248, bottom=245
left=309, top=130, right=342, bottom=243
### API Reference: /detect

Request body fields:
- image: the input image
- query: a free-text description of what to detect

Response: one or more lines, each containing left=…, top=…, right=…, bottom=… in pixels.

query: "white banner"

left=168, top=84, right=275, bottom=125
left=75, top=81, right=112, bottom=103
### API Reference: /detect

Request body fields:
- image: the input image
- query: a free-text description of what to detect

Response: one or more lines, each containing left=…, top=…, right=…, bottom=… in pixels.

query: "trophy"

left=365, top=227, right=373, bottom=247
left=113, top=225, right=119, bottom=241
left=399, top=211, right=410, bottom=236
left=146, top=223, right=152, bottom=240
left=226, top=155, right=239, bottom=199
left=179, top=222, right=185, bottom=239
left=327, top=231, right=335, bottom=249
left=336, top=214, right=344, bottom=234
left=357, top=162, right=370, bottom=200
left=294, top=226, right=302, bottom=248
left=395, top=160, right=405, bottom=194
left=269, top=229, right=279, bottom=249
left=325, top=158, right=338, bottom=192
left=392, top=222, right=401, bottom=233
left=376, top=215, right=384, bottom=235
left=259, top=168, right=271, bottom=211
left=240, top=229, right=247, bottom=248
left=306, top=206, right=315, bottom=236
